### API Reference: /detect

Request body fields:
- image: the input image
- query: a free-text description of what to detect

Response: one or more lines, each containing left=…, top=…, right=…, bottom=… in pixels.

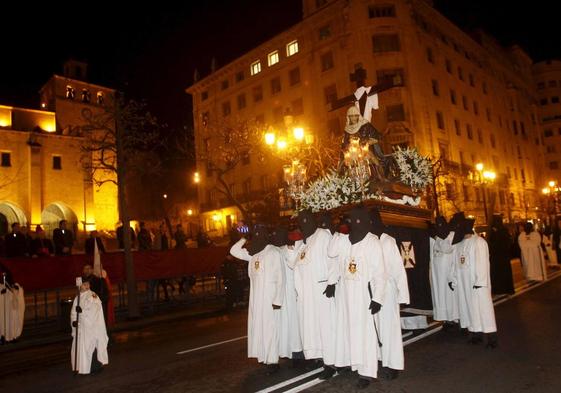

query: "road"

left=1, top=274, right=560, bottom=393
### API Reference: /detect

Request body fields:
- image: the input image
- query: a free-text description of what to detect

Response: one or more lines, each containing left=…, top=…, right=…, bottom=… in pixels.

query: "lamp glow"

left=277, top=139, right=287, bottom=150
left=265, top=132, right=276, bottom=145
left=549, top=180, right=556, bottom=188
left=475, top=163, right=484, bottom=172
left=293, top=127, right=304, bottom=141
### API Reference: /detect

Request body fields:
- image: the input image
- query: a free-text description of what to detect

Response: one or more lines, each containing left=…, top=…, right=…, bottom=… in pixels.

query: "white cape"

left=277, top=245, right=302, bottom=358
left=518, top=232, right=547, bottom=281
left=71, top=290, right=109, bottom=374
left=430, top=232, right=459, bottom=321
left=0, top=283, right=25, bottom=342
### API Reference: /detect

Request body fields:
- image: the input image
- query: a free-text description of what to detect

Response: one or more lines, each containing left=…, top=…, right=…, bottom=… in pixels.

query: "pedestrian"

left=174, top=224, right=186, bottom=249
left=230, top=224, right=284, bottom=373
left=221, top=255, right=242, bottom=310
left=85, top=231, right=106, bottom=256
left=31, top=225, right=54, bottom=257
left=518, top=222, right=547, bottom=282
left=70, top=278, right=108, bottom=374
left=488, top=215, right=515, bottom=294
left=116, top=223, right=136, bottom=249
left=5, top=223, right=28, bottom=258
left=53, top=220, right=74, bottom=255
left=154, top=223, right=169, bottom=251
left=137, top=222, right=152, bottom=250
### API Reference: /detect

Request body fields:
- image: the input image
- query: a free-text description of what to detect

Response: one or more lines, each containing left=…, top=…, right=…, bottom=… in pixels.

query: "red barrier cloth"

left=0, top=247, right=229, bottom=291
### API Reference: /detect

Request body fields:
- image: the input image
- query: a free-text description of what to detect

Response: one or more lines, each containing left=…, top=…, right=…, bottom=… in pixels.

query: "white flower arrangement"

left=393, top=146, right=433, bottom=192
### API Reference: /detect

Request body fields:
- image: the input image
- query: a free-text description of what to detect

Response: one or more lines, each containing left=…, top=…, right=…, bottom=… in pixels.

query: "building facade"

left=187, top=0, right=546, bottom=231
left=0, top=60, right=119, bottom=238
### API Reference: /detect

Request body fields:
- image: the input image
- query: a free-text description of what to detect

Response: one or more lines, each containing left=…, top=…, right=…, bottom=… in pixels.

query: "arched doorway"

left=41, top=202, right=78, bottom=238
left=0, top=201, right=28, bottom=236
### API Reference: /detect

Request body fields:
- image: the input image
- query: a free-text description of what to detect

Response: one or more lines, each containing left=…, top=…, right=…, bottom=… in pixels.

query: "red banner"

left=0, top=247, right=230, bottom=291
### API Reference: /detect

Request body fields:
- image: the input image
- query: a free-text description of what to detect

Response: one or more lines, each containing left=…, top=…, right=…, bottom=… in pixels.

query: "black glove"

left=369, top=301, right=381, bottom=315
left=323, top=284, right=336, bottom=298
left=272, top=304, right=281, bottom=310
left=0, top=289, right=6, bottom=294
left=76, top=306, right=83, bottom=313
left=473, top=285, right=482, bottom=289
left=72, top=321, right=78, bottom=328
left=448, top=282, right=454, bottom=291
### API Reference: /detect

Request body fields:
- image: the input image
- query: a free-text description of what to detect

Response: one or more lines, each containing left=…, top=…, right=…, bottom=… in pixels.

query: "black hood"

left=270, top=226, right=289, bottom=247
left=490, top=215, right=504, bottom=232
left=317, top=211, right=334, bottom=234
left=298, top=210, right=317, bottom=241
left=452, top=218, right=475, bottom=245
left=369, top=208, right=385, bottom=237
left=449, top=211, right=465, bottom=233
left=524, top=222, right=533, bottom=235
left=435, top=216, right=450, bottom=240
left=349, top=206, right=371, bottom=244
left=247, top=225, right=269, bottom=256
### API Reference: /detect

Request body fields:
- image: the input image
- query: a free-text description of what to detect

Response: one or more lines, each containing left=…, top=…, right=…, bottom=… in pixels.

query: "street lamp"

left=542, top=180, right=560, bottom=217
left=193, top=172, right=200, bottom=184
left=469, top=163, right=496, bottom=225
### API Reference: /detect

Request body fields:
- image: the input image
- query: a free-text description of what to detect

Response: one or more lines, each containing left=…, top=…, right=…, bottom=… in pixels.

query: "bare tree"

left=80, top=94, right=163, bottom=319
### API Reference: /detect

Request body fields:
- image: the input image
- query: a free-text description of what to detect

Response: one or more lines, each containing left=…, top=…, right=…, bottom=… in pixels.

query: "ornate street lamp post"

left=468, top=163, right=496, bottom=225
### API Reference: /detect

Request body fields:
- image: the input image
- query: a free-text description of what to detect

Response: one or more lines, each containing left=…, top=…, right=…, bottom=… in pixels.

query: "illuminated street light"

left=187, top=209, right=193, bottom=216
left=293, top=127, right=304, bottom=141
left=162, top=194, right=168, bottom=199
left=483, top=171, right=496, bottom=181
left=212, top=213, right=221, bottom=221
left=475, top=162, right=484, bottom=172
left=276, top=138, right=287, bottom=150
left=193, top=171, right=200, bottom=184
left=265, top=132, right=276, bottom=145
left=549, top=180, right=556, bottom=188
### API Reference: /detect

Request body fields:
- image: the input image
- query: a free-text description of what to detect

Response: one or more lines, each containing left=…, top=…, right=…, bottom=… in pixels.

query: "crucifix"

left=330, top=65, right=402, bottom=120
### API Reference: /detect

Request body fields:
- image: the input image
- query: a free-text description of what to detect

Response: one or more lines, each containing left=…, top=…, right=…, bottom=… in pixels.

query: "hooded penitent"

left=317, top=211, right=334, bottom=234
left=524, top=222, right=533, bottom=235
left=270, top=226, right=289, bottom=247
left=298, top=210, right=318, bottom=242
left=247, top=225, right=269, bottom=256
left=449, top=212, right=465, bottom=233
left=435, top=216, right=450, bottom=240
left=369, top=208, right=385, bottom=237
left=452, top=218, right=475, bottom=245
left=349, top=206, right=371, bottom=245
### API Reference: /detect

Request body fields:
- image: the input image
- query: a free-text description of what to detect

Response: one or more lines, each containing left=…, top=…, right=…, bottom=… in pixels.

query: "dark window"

left=81, top=89, right=90, bottom=103
left=271, top=77, right=282, bottom=94
left=320, top=51, right=334, bottom=72
left=292, top=98, right=304, bottom=116
left=289, top=67, right=301, bottom=86
left=469, top=74, right=475, bottom=87
left=253, top=86, right=263, bottom=102
left=372, top=34, right=400, bottom=53
left=473, top=101, right=479, bottom=115
left=237, top=94, right=246, bottom=110
left=537, top=82, right=545, bottom=90
left=477, top=129, right=483, bottom=144
left=431, top=80, right=439, bottom=96
left=53, top=156, right=62, bottom=170
left=490, top=134, right=496, bottom=149
left=521, top=122, right=526, bottom=136
left=512, top=120, right=518, bottom=135
left=436, top=111, right=445, bottom=130
left=324, top=84, right=337, bottom=105
left=462, top=96, right=469, bottom=110
left=222, top=101, right=231, bottom=117
left=368, top=4, right=396, bottom=18
left=545, top=129, right=554, bottom=137
left=454, top=119, right=461, bottom=136
left=221, top=80, right=229, bottom=90
left=426, top=47, right=434, bottom=63
left=486, top=108, right=491, bottom=121
left=235, top=71, right=245, bottom=83
left=445, top=59, right=452, bottom=73
left=467, top=124, right=473, bottom=139
left=387, top=104, right=405, bottom=122
left=450, top=89, right=457, bottom=104
left=549, top=161, right=559, bottom=170
left=319, top=25, right=331, bottom=40
left=376, top=68, right=405, bottom=86
left=540, top=98, right=548, bottom=106
left=1, top=152, right=11, bottom=167
left=201, top=91, right=208, bottom=101
left=458, top=66, right=464, bottom=81
left=552, top=96, right=560, bottom=104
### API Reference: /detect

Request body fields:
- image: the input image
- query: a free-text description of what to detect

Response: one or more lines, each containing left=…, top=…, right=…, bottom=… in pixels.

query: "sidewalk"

left=0, top=298, right=227, bottom=354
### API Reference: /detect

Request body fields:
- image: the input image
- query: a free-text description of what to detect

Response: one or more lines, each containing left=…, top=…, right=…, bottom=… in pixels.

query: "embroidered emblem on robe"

left=254, top=260, right=260, bottom=270
left=348, top=259, right=357, bottom=274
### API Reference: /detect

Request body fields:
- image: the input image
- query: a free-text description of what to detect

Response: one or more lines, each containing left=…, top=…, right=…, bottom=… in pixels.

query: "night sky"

left=0, top=0, right=559, bottom=131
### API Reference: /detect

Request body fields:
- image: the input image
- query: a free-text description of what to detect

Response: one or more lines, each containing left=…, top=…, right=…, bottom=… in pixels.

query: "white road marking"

left=176, top=336, right=247, bottom=355
left=254, top=368, right=324, bottom=393
left=282, top=378, right=323, bottom=393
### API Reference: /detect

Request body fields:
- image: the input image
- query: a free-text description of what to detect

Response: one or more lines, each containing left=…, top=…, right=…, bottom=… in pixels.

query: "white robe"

left=341, top=233, right=386, bottom=378
left=0, top=283, right=25, bottom=342
left=518, top=232, right=547, bottom=281
left=450, top=235, right=497, bottom=333
left=376, top=233, right=409, bottom=370
left=327, top=232, right=351, bottom=368
left=277, top=245, right=302, bottom=358
left=430, top=232, right=459, bottom=321
left=71, top=290, right=109, bottom=374
left=291, top=228, right=336, bottom=364
left=230, top=240, right=284, bottom=364
left=543, top=234, right=558, bottom=266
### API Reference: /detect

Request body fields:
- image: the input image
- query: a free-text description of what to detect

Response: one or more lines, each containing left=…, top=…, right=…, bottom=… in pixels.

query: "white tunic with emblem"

left=518, top=231, right=547, bottom=281
left=291, top=228, right=336, bottom=364
left=450, top=235, right=497, bottom=333
left=277, top=244, right=302, bottom=358
left=430, top=232, right=459, bottom=321
left=327, top=232, right=351, bottom=368
left=230, top=239, right=284, bottom=364
left=376, top=233, right=409, bottom=370
left=71, top=290, right=109, bottom=374
left=341, top=233, right=386, bottom=378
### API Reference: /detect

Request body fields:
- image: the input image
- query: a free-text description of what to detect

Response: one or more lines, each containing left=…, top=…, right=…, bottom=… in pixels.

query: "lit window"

left=268, top=51, right=279, bottom=66
left=250, top=60, right=261, bottom=76
left=96, top=91, right=104, bottom=105
left=66, top=85, right=75, bottom=99
left=286, top=40, right=299, bottom=57
left=81, top=89, right=90, bottom=103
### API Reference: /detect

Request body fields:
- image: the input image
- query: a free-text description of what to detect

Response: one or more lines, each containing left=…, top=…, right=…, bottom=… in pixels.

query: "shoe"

left=486, top=333, right=498, bottom=349
left=380, top=367, right=398, bottom=380
left=356, top=378, right=370, bottom=389
left=468, top=332, right=483, bottom=344
left=318, top=366, right=336, bottom=380
left=266, top=364, right=280, bottom=375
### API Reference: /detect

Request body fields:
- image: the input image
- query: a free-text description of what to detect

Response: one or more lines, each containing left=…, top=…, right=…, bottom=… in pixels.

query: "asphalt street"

left=1, top=274, right=560, bottom=393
